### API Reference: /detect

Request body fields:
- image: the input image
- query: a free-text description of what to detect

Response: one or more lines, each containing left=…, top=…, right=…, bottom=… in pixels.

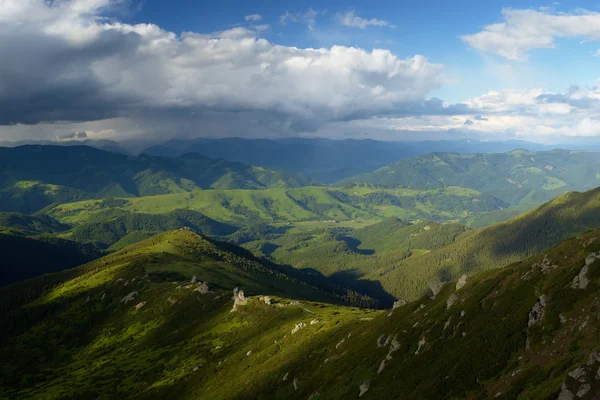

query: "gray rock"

left=528, top=295, right=547, bottom=327
left=392, top=300, right=407, bottom=309
left=576, top=384, right=590, bottom=397
left=560, top=314, right=567, bottom=324
left=291, top=322, right=306, bottom=334
left=456, top=274, right=468, bottom=290
left=557, top=388, right=575, bottom=400
left=428, top=279, right=444, bottom=299
left=293, top=377, right=301, bottom=391
left=282, top=372, right=289, bottom=381
left=377, top=334, right=387, bottom=348
left=415, top=337, right=426, bottom=355
left=121, top=291, right=138, bottom=304
left=193, top=282, right=209, bottom=294
left=231, top=288, right=247, bottom=312
left=191, top=276, right=199, bottom=284
left=359, top=380, right=370, bottom=397
left=378, top=359, right=386, bottom=374
left=568, top=366, right=588, bottom=383
left=446, top=294, right=459, bottom=310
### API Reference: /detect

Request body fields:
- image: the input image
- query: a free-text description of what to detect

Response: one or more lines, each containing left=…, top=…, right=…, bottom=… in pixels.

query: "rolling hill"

left=3, top=228, right=600, bottom=398
left=0, top=145, right=311, bottom=213
left=342, top=149, right=600, bottom=207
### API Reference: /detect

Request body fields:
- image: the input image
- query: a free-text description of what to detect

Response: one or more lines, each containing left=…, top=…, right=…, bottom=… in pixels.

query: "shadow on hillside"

left=328, top=269, right=396, bottom=306
left=340, top=236, right=375, bottom=255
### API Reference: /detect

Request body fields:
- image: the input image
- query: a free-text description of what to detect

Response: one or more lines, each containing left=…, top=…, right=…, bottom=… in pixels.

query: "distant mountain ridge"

left=0, top=145, right=311, bottom=213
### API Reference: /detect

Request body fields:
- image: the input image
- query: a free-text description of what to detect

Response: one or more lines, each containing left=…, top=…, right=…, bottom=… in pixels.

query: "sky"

left=4, top=0, right=600, bottom=143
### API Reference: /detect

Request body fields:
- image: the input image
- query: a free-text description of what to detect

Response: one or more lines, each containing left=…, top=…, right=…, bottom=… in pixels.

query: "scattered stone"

left=134, top=301, right=146, bottom=310
left=377, top=335, right=387, bottom=348
left=428, top=279, right=444, bottom=299
left=444, top=318, right=451, bottom=330
left=308, top=392, right=320, bottom=400
left=282, top=372, right=289, bottom=381
left=528, top=295, right=547, bottom=327
left=392, top=300, right=407, bottom=309
left=560, top=314, right=567, bottom=324
left=462, top=332, right=466, bottom=337
left=191, top=276, right=199, bottom=284
left=293, top=377, right=301, bottom=391
left=359, top=380, right=370, bottom=397
left=572, top=254, right=597, bottom=290
left=246, top=351, right=252, bottom=356
left=577, top=384, right=591, bottom=397
left=193, top=282, right=209, bottom=294
left=310, top=319, right=319, bottom=325
left=545, top=165, right=553, bottom=171
left=447, top=294, right=459, bottom=310
left=85, top=296, right=90, bottom=303
left=456, top=275, right=468, bottom=290
left=231, top=288, right=247, bottom=312
left=101, top=293, right=106, bottom=300
left=121, top=291, right=138, bottom=304
left=115, top=278, right=124, bottom=284
left=193, top=364, right=202, bottom=372
left=569, top=367, right=587, bottom=383
left=259, top=296, right=271, bottom=305
left=415, top=337, right=426, bottom=355
left=460, top=310, right=466, bottom=317
left=292, top=322, right=306, bottom=334
left=336, top=338, right=345, bottom=349
left=378, top=359, right=386, bottom=374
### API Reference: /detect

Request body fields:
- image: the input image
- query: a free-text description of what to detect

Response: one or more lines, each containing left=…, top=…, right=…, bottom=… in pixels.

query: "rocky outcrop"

left=258, top=296, right=271, bottom=305
left=231, top=288, right=247, bottom=312
left=359, top=380, right=370, bottom=397
left=121, top=291, right=138, bottom=304
left=393, top=300, right=407, bottom=309
left=415, top=337, right=426, bottom=355
left=456, top=275, right=468, bottom=290
left=528, top=295, right=547, bottom=327
left=293, top=377, right=301, bottom=390
left=446, top=294, right=459, bottom=310
left=282, top=372, right=289, bottom=381
left=428, top=279, right=445, bottom=299
left=193, top=282, right=209, bottom=294
left=291, top=322, right=306, bottom=334
left=572, top=253, right=597, bottom=289
left=557, top=350, right=600, bottom=399
left=191, top=276, right=199, bottom=284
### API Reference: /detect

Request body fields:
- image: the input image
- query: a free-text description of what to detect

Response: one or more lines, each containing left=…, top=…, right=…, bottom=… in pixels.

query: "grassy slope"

left=371, top=186, right=600, bottom=300
left=46, top=185, right=506, bottom=227
left=3, top=229, right=600, bottom=398
left=342, top=149, right=600, bottom=207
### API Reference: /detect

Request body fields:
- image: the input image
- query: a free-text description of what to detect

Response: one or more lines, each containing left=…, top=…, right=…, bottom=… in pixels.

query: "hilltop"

left=0, top=145, right=310, bottom=213
left=3, top=227, right=600, bottom=398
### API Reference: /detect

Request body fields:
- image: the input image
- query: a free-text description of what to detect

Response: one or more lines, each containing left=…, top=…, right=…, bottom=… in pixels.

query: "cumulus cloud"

left=0, top=0, right=447, bottom=140
left=462, top=8, right=600, bottom=60
left=280, top=8, right=325, bottom=30
left=338, top=10, right=395, bottom=29
left=244, top=14, right=262, bottom=22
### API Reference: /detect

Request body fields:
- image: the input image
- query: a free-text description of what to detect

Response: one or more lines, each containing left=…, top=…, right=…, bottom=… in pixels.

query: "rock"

left=460, top=310, right=466, bottom=317
left=101, top=293, right=106, bottom=300
left=560, top=314, right=567, bottom=324
left=576, top=384, right=591, bottom=397
left=291, top=322, right=306, bottom=334
left=336, top=339, right=345, bottom=349
left=259, top=296, right=271, bottom=305
left=585, top=253, right=598, bottom=266
left=293, top=377, right=301, bottom=390
left=310, top=319, right=319, bottom=325
left=246, top=351, right=252, bottom=356
left=359, top=380, right=370, bottom=397
left=377, top=334, right=387, bottom=348
left=557, top=388, right=574, bottom=400
left=308, top=392, right=320, bottom=400
left=568, top=366, right=588, bottom=383
left=528, top=295, right=547, bottom=327
left=193, top=282, right=209, bottom=294
left=167, top=297, right=178, bottom=305
left=231, top=288, right=247, bottom=312
left=121, top=291, right=138, bottom=304
left=415, top=337, right=426, bottom=355
left=193, top=364, right=202, bottom=372
left=428, top=279, right=444, bottom=299
left=392, top=300, right=407, bottom=309
left=134, top=301, right=146, bottom=310
left=282, top=372, right=289, bottom=381
left=191, top=276, right=199, bottom=284
left=446, top=294, right=459, bottom=310
left=456, top=275, right=468, bottom=290
left=378, top=359, right=386, bottom=374
left=573, top=267, right=590, bottom=290
left=444, top=319, right=451, bottom=330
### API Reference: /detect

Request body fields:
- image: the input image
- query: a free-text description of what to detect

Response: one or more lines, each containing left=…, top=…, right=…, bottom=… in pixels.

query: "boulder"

left=121, top=291, right=138, bottom=304
left=291, top=322, right=306, bottom=334
left=446, top=294, right=459, bottom=310
left=191, top=276, right=199, bottom=284
left=293, top=377, right=301, bottom=391
left=231, top=288, right=248, bottom=312
left=193, top=282, right=209, bottom=294
left=359, top=380, right=370, bottom=397
left=456, top=275, right=468, bottom=290
left=392, top=300, right=407, bottom=309
left=528, top=295, right=547, bottom=327
left=282, top=372, right=289, bottom=382
left=428, top=279, right=444, bottom=299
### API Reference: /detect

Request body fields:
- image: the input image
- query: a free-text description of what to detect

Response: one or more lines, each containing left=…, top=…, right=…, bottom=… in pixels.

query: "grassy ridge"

left=3, top=228, right=600, bottom=398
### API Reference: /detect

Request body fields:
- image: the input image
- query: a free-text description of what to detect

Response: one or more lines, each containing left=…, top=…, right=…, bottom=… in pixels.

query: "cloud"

left=56, top=131, right=88, bottom=141
left=244, top=14, right=262, bottom=22
left=0, top=0, right=446, bottom=140
left=461, top=8, right=600, bottom=60
left=338, top=10, right=395, bottom=29
left=280, top=8, right=325, bottom=30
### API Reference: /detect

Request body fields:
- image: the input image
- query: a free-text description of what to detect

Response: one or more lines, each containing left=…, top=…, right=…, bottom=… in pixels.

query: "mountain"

left=342, top=149, right=600, bottom=206
left=144, top=138, right=552, bottom=183
left=46, top=185, right=507, bottom=229
left=3, top=228, right=600, bottom=398
left=0, top=145, right=311, bottom=213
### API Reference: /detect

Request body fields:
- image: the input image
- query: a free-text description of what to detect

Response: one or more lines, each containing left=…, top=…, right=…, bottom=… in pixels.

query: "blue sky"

left=3, top=0, right=600, bottom=143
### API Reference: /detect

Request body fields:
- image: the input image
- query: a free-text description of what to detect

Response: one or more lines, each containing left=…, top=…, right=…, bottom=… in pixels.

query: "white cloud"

left=338, top=10, right=395, bottom=29
left=462, top=8, right=600, bottom=60
left=244, top=14, right=262, bottom=22
left=280, top=8, right=325, bottom=30
left=0, top=0, right=446, bottom=140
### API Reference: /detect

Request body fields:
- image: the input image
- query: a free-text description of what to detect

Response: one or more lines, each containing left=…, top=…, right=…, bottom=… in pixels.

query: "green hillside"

left=3, top=228, right=600, bottom=398
left=46, top=185, right=507, bottom=227
left=343, top=149, right=600, bottom=206
left=0, top=146, right=310, bottom=213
